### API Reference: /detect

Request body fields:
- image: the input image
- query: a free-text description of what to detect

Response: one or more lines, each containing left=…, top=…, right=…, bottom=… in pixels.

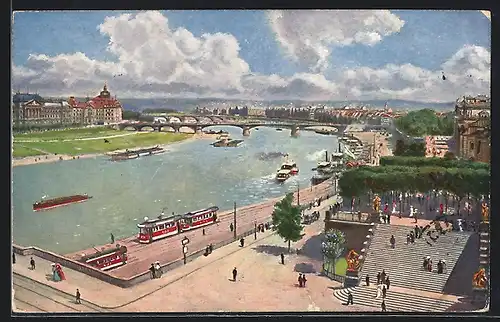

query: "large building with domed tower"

left=12, top=84, right=123, bottom=127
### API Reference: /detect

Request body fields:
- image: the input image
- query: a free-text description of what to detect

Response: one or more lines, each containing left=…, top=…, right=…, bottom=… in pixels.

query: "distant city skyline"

left=12, top=10, right=490, bottom=102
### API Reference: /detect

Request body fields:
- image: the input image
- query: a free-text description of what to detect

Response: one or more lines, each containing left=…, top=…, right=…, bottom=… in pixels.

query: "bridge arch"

left=159, top=126, right=176, bottom=132
left=122, top=125, right=138, bottom=131
left=139, top=125, right=155, bottom=132
left=178, top=126, right=196, bottom=134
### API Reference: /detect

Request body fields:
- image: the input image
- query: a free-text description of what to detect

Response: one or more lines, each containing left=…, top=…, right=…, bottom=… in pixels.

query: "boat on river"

left=33, top=194, right=92, bottom=211
left=280, top=160, right=299, bottom=175
left=211, top=138, right=244, bottom=147
left=275, top=169, right=291, bottom=183
left=109, top=146, right=165, bottom=161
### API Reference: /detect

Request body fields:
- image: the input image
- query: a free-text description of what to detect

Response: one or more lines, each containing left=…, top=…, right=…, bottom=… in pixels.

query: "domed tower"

left=100, top=83, right=111, bottom=99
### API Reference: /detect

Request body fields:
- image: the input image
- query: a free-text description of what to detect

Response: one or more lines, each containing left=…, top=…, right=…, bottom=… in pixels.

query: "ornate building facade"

left=454, top=95, right=491, bottom=163
left=12, top=84, right=123, bottom=127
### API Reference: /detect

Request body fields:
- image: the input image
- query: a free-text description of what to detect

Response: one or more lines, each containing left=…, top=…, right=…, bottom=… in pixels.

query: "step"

left=333, top=287, right=455, bottom=312
left=480, top=247, right=488, bottom=251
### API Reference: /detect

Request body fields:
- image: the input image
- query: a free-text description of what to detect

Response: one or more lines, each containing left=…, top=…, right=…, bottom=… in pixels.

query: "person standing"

left=12, top=252, right=15, bottom=264
left=377, top=272, right=381, bottom=285
left=346, top=291, right=354, bottom=305
left=150, top=263, right=156, bottom=279
left=110, top=233, right=115, bottom=244
left=365, top=274, right=370, bottom=287
left=240, top=238, right=245, bottom=247
left=302, top=274, right=307, bottom=287
left=75, top=289, right=81, bottom=304
left=390, top=235, right=396, bottom=249
left=30, top=257, right=36, bottom=270
left=382, top=284, right=387, bottom=298
left=202, top=228, right=206, bottom=236
left=298, top=274, right=303, bottom=287
left=230, top=223, right=234, bottom=232
left=280, top=253, right=285, bottom=265
left=232, top=267, right=238, bottom=282
left=385, top=276, right=390, bottom=290
left=381, top=300, right=387, bottom=312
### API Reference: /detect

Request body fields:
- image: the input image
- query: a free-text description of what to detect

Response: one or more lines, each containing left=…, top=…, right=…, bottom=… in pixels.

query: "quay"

left=63, top=181, right=333, bottom=282
left=108, top=146, right=164, bottom=161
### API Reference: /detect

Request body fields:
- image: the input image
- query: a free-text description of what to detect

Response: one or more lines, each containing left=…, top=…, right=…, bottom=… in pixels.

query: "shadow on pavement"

left=298, top=233, right=324, bottom=261
left=252, top=245, right=289, bottom=256
left=294, top=262, right=317, bottom=274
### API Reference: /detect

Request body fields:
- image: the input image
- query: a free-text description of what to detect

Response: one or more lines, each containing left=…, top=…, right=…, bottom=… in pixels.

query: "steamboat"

left=78, top=245, right=128, bottom=271
left=109, top=146, right=165, bottom=161
left=280, top=160, right=299, bottom=175
left=137, top=206, right=219, bottom=244
left=275, top=169, right=292, bottom=183
left=33, top=194, right=92, bottom=211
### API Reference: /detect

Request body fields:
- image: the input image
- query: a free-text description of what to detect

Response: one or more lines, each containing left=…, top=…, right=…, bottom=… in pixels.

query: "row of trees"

left=338, top=157, right=490, bottom=200
left=393, top=140, right=426, bottom=157
left=265, top=108, right=383, bottom=125
left=394, top=108, right=454, bottom=137
left=380, top=156, right=490, bottom=171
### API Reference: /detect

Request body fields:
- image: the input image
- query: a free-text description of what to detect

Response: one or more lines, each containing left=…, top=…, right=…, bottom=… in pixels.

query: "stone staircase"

left=359, top=224, right=473, bottom=293
left=334, top=286, right=456, bottom=312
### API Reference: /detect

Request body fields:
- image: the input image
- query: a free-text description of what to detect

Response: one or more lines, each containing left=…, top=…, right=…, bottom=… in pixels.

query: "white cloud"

left=12, top=11, right=490, bottom=103
left=267, top=10, right=405, bottom=72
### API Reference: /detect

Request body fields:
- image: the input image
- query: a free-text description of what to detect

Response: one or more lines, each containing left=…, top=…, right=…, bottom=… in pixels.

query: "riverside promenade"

left=64, top=181, right=333, bottom=280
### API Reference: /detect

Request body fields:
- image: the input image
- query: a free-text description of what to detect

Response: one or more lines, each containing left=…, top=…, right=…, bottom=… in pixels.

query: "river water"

left=12, top=126, right=339, bottom=254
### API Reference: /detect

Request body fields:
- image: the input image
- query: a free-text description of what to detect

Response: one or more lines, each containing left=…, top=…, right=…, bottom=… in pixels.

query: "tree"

left=321, top=229, right=346, bottom=268
left=271, top=193, right=304, bottom=252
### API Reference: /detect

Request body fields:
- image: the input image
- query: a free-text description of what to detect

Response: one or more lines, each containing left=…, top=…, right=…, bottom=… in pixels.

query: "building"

left=12, top=84, right=123, bottom=127
left=425, top=136, right=453, bottom=158
left=454, top=95, right=491, bottom=163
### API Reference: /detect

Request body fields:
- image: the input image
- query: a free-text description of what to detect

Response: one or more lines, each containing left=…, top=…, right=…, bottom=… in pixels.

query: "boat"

left=211, top=138, right=244, bottom=147
left=109, top=146, right=165, bottom=161
left=137, top=206, right=219, bottom=244
left=280, top=160, right=299, bottom=175
left=78, top=245, right=128, bottom=271
left=275, top=169, right=291, bottom=183
left=330, top=152, right=344, bottom=168
left=311, top=173, right=333, bottom=186
left=33, top=194, right=92, bottom=211
left=316, top=161, right=334, bottom=174
left=314, top=128, right=336, bottom=135
left=276, top=128, right=283, bottom=131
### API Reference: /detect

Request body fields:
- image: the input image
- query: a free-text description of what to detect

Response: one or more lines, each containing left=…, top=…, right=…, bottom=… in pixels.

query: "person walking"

left=230, top=223, right=234, bottom=232
left=302, top=274, right=307, bottom=287
left=381, top=300, right=387, bottom=312
left=150, top=263, right=156, bottom=279
left=30, top=257, right=36, bottom=270
left=376, top=272, right=381, bottom=285
left=346, top=291, right=354, bottom=305
left=240, top=238, right=245, bottom=247
left=386, top=276, right=391, bottom=290
left=75, top=289, right=81, bottom=304
left=280, top=253, right=285, bottom=265
left=390, top=235, right=396, bottom=249
left=365, top=274, right=370, bottom=287
left=232, top=267, right=238, bottom=281
left=110, top=233, right=115, bottom=244
left=298, top=274, right=303, bottom=287
left=202, top=228, right=206, bottom=236
left=12, top=252, right=16, bottom=264
left=382, top=284, right=387, bottom=298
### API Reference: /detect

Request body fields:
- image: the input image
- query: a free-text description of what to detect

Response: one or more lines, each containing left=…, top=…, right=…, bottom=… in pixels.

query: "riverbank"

left=11, top=132, right=218, bottom=168
left=347, top=130, right=393, bottom=165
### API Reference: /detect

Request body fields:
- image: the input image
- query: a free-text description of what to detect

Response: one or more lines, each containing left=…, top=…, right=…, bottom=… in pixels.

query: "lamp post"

left=181, top=236, right=189, bottom=265
left=297, top=183, right=300, bottom=206
left=233, top=201, right=237, bottom=240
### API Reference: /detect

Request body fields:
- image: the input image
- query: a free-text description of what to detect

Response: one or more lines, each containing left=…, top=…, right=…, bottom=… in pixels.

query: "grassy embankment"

left=12, top=127, right=192, bottom=158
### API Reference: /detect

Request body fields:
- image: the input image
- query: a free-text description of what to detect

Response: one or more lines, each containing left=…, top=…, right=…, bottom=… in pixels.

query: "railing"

left=322, top=259, right=346, bottom=284
left=328, top=211, right=373, bottom=223
left=13, top=225, right=263, bottom=289
left=357, top=223, right=377, bottom=282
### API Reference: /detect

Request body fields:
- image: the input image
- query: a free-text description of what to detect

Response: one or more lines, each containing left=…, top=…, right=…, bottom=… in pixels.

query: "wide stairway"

left=334, top=286, right=456, bottom=312
left=360, top=224, right=473, bottom=293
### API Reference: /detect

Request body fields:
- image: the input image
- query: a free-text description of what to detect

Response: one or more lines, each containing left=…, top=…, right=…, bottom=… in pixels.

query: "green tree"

left=321, top=229, right=346, bottom=266
left=271, top=193, right=304, bottom=252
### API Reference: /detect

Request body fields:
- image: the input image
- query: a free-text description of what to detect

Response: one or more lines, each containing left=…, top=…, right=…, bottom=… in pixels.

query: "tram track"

left=14, top=298, right=48, bottom=313
left=13, top=273, right=105, bottom=313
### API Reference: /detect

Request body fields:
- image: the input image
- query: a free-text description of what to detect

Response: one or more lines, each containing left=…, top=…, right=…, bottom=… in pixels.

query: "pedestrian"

left=30, top=257, right=36, bottom=270
left=375, top=284, right=382, bottom=298
left=387, top=214, right=391, bottom=224
left=414, top=211, right=418, bottom=223
left=232, top=267, right=238, bottom=281
left=154, top=261, right=162, bottom=278
left=376, top=272, right=381, bottom=285
left=110, top=233, right=115, bottom=244
left=12, top=252, right=16, bottom=264
left=382, top=214, right=386, bottom=224
left=149, top=263, right=156, bottom=279
left=346, top=290, right=354, bottom=305
left=202, top=228, right=205, bottom=236
left=390, top=235, right=395, bottom=249
left=302, top=274, right=307, bottom=287
left=240, top=238, right=245, bottom=247
left=280, top=253, right=285, bottom=265
left=382, top=284, right=387, bottom=298
left=230, top=223, right=234, bottom=232
left=381, top=300, right=387, bottom=312
left=365, top=274, right=370, bottom=286
left=381, top=269, right=386, bottom=284
left=386, top=276, right=390, bottom=290
left=75, top=289, right=81, bottom=304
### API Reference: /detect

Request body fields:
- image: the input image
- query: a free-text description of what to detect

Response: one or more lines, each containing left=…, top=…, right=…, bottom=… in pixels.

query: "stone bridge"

left=117, top=121, right=339, bottom=137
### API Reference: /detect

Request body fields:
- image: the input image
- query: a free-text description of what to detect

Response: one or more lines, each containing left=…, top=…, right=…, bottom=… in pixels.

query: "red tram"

left=79, top=245, right=128, bottom=271
left=137, top=206, right=219, bottom=244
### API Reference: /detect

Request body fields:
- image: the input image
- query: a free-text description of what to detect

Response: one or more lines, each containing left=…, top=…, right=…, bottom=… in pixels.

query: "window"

left=470, top=142, right=474, bottom=152
left=477, top=141, right=482, bottom=154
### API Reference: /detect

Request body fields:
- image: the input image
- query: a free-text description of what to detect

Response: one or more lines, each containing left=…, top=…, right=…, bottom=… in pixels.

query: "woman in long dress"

left=52, top=263, right=61, bottom=282
left=55, top=263, right=66, bottom=280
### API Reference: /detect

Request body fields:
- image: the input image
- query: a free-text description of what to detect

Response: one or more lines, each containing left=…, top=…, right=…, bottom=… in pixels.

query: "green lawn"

left=12, top=132, right=192, bottom=157
left=324, top=257, right=348, bottom=277
left=12, top=145, right=46, bottom=158
left=14, top=127, right=120, bottom=141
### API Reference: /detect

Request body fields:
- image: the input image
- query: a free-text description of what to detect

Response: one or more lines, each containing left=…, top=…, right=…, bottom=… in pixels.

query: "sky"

left=12, top=10, right=491, bottom=102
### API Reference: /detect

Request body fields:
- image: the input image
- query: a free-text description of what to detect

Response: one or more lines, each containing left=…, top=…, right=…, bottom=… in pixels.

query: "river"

left=12, top=126, right=339, bottom=254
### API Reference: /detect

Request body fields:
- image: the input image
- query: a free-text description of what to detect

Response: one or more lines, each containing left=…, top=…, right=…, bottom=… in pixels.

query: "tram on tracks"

left=137, top=206, right=219, bottom=244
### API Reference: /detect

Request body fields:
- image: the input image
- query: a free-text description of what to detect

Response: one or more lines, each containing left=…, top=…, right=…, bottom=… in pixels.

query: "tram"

left=79, top=245, right=128, bottom=271
left=137, top=206, right=219, bottom=244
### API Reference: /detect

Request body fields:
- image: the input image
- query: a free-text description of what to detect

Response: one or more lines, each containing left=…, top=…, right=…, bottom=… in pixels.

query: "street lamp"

left=297, top=183, right=300, bottom=206
left=181, top=236, right=190, bottom=265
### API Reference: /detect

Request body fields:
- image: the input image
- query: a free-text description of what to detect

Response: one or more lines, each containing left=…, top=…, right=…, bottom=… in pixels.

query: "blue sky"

left=11, top=10, right=491, bottom=101
left=12, top=10, right=489, bottom=75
